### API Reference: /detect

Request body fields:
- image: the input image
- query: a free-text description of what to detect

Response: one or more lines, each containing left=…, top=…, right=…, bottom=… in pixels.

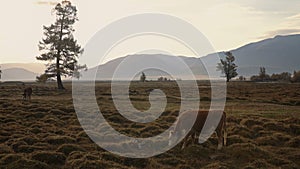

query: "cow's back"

left=193, top=110, right=226, bottom=132
left=23, top=87, right=33, bottom=100
left=24, top=87, right=32, bottom=95
left=175, top=110, right=226, bottom=136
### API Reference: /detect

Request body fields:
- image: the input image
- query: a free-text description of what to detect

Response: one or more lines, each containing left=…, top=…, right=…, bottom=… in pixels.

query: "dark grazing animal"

left=169, top=110, right=227, bottom=150
left=23, top=87, right=32, bottom=101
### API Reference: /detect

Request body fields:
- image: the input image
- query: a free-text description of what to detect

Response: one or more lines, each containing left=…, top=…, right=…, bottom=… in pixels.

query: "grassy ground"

left=0, top=81, right=299, bottom=169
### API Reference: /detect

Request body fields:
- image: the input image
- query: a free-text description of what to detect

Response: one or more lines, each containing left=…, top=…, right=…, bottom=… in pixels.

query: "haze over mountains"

left=0, top=63, right=45, bottom=81
left=1, top=34, right=300, bottom=81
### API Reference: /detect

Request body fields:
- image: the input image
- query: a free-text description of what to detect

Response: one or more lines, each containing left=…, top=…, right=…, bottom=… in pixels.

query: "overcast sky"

left=1, top=0, right=300, bottom=67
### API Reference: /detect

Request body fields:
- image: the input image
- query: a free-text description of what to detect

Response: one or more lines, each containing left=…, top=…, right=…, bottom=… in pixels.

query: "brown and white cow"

left=169, top=110, right=227, bottom=150
left=23, top=87, right=32, bottom=101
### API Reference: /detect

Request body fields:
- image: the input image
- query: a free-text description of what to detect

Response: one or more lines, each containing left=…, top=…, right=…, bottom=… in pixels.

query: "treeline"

left=250, top=67, right=300, bottom=82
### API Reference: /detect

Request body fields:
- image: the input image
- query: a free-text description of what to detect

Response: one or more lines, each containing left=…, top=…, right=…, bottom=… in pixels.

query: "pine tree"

left=36, top=1, right=86, bottom=89
left=217, top=51, right=238, bottom=82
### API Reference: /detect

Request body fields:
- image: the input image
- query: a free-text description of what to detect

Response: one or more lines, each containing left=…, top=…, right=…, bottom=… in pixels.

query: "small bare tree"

left=140, top=72, right=146, bottom=82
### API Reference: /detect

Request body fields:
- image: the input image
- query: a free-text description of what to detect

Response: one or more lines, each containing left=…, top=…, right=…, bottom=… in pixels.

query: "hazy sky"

left=1, top=0, right=300, bottom=67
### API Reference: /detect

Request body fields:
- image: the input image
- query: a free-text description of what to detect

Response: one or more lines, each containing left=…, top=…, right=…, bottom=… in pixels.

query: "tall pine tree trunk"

left=56, top=14, right=65, bottom=90
left=226, top=73, right=230, bottom=82
left=57, top=72, right=64, bottom=89
left=56, top=55, right=65, bottom=90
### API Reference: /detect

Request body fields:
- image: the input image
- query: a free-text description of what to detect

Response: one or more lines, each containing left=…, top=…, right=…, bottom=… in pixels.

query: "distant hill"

left=0, top=63, right=45, bottom=74
left=203, top=34, right=300, bottom=76
left=80, top=54, right=213, bottom=80
left=1, top=68, right=38, bottom=81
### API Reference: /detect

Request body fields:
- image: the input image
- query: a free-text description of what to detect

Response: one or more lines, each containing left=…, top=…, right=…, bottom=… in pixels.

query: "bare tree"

left=140, top=72, right=146, bottom=82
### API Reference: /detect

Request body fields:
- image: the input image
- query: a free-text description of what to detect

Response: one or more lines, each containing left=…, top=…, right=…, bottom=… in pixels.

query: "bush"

left=291, top=70, right=300, bottom=82
left=250, top=67, right=294, bottom=82
left=36, top=74, right=51, bottom=84
left=238, top=76, right=246, bottom=81
left=250, top=67, right=271, bottom=82
left=270, top=72, right=291, bottom=82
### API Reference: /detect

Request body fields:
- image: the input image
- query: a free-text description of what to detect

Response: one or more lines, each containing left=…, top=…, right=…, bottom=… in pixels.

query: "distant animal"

left=169, top=110, right=227, bottom=150
left=22, top=87, right=32, bottom=101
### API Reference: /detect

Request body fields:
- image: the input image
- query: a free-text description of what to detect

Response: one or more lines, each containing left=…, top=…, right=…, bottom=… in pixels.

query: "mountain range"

left=205, top=34, right=300, bottom=76
left=0, top=63, right=45, bottom=81
left=1, top=34, right=300, bottom=81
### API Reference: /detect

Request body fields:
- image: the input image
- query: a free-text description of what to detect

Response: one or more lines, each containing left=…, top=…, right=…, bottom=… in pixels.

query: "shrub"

left=291, top=70, right=300, bottom=82
left=270, top=72, right=291, bottom=82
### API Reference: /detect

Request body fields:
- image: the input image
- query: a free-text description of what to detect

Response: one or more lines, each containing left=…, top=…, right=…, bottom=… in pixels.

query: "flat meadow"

left=0, top=81, right=299, bottom=169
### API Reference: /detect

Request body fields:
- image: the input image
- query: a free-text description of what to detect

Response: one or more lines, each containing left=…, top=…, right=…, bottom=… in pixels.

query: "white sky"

left=1, top=0, right=300, bottom=67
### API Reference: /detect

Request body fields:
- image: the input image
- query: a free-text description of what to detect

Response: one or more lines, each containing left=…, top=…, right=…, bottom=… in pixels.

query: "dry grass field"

left=0, top=81, right=299, bottom=169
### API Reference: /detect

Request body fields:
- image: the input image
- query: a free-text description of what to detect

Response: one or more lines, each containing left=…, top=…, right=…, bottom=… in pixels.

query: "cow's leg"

left=191, top=132, right=196, bottom=145
left=181, top=131, right=192, bottom=149
left=181, top=138, right=187, bottom=149
left=181, top=136, right=189, bottom=149
left=223, top=126, right=227, bottom=146
left=216, top=129, right=223, bottom=150
left=192, top=131, right=199, bottom=145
